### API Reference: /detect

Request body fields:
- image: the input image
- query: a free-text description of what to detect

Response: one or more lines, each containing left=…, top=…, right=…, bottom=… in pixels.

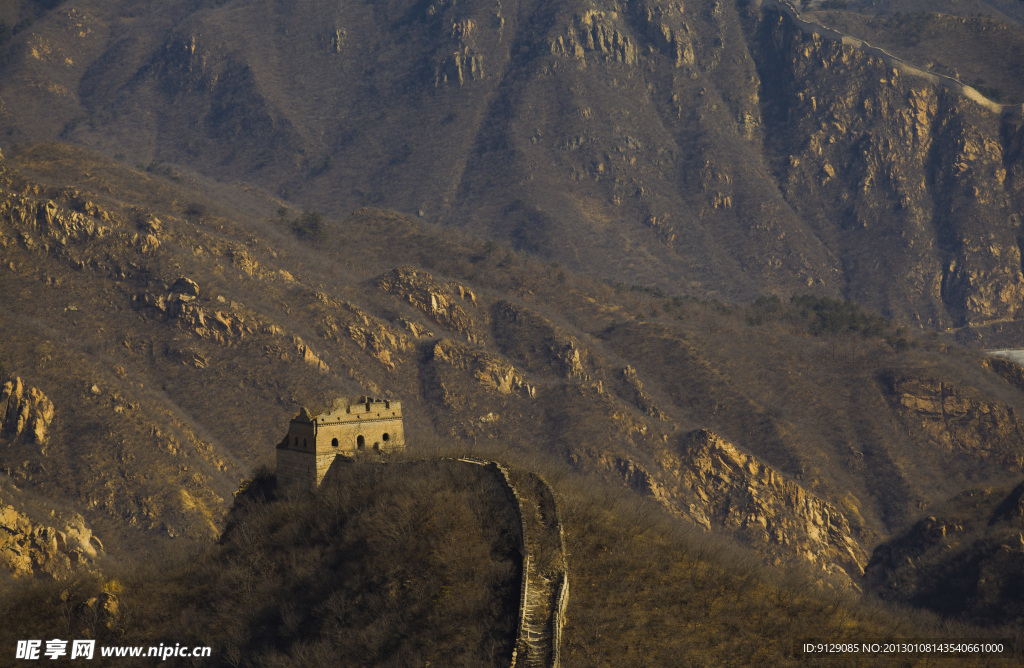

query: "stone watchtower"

left=275, top=396, right=405, bottom=492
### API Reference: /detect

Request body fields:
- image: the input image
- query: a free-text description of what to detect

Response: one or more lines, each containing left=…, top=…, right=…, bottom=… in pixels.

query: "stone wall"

left=275, top=446, right=337, bottom=492
left=313, top=418, right=405, bottom=453
left=489, top=462, right=568, bottom=668
left=274, top=452, right=569, bottom=665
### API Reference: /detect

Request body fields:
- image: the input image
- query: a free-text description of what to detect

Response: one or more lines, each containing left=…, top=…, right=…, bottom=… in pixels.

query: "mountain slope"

left=3, top=143, right=1024, bottom=588
left=8, top=456, right=1008, bottom=667
left=867, top=479, right=1024, bottom=626
left=1, top=0, right=1023, bottom=331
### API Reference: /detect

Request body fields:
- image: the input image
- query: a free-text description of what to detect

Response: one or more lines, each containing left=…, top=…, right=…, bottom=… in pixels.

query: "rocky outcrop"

left=435, top=47, right=484, bottom=87
left=313, top=293, right=413, bottom=370
left=433, top=9, right=486, bottom=87
left=550, top=2, right=696, bottom=70
left=634, top=0, right=695, bottom=68
left=1, top=377, right=54, bottom=444
left=612, top=430, right=868, bottom=581
left=755, top=3, right=1024, bottom=327
left=985, top=355, right=1024, bottom=394
left=80, top=592, right=121, bottom=632
left=134, top=214, right=162, bottom=254
left=377, top=266, right=478, bottom=342
left=491, top=301, right=594, bottom=382
left=293, top=337, right=330, bottom=373
left=429, top=339, right=535, bottom=404
left=339, top=322, right=407, bottom=370
left=620, top=365, right=666, bottom=420
left=0, top=186, right=115, bottom=261
left=883, top=372, right=1024, bottom=470
left=678, top=430, right=867, bottom=579
left=170, top=276, right=199, bottom=298
left=490, top=301, right=670, bottom=423
left=866, top=482, right=1024, bottom=625
left=0, top=503, right=103, bottom=579
left=551, top=10, right=639, bottom=66
left=132, top=278, right=258, bottom=346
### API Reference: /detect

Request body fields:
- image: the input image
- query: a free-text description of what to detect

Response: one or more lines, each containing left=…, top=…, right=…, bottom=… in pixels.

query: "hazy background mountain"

left=2, top=0, right=1024, bottom=331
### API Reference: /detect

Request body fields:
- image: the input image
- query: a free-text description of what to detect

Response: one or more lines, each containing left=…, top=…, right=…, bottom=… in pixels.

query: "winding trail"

left=761, top=0, right=1024, bottom=118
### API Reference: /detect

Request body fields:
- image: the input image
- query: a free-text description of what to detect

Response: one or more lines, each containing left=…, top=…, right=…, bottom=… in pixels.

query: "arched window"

left=373, top=442, right=380, bottom=451
left=357, top=435, right=365, bottom=450
left=331, top=438, right=339, bottom=448
left=303, top=438, right=308, bottom=449
left=382, top=433, right=390, bottom=442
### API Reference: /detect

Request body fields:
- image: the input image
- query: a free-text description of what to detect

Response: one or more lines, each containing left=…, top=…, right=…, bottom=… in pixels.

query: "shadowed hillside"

left=867, top=478, right=1024, bottom=628
left=4, top=451, right=1020, bottom=667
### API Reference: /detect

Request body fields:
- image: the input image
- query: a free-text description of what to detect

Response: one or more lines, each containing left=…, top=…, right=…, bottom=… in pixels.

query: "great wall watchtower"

left=275, top=396, right=405, bottom=491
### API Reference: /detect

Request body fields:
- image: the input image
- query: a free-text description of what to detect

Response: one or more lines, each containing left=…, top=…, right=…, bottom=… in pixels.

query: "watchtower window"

left=357, top=435, right=365, bottom=450
left=382, top=433, right=390, bottom=442
left=331, top=438, right=339, bottom=448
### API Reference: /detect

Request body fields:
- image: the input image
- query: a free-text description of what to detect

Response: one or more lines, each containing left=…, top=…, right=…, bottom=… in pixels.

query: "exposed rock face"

left=1, top=377, right=54, bottom=443
left=0, top=191, right=112, bottom=253
left=432, top=7, right=487, bottom=87
left=170, top=276, right=200, bottom=298
left=986, top=356, right=1024, bottom=395
left=0, top=502, right=103, bottom=579
left=552, top=10, right=639, bottom=66
left=548, top=0, right=696, bottom=69
left=435, top=47, right=484, bottom=87
left=133, top=279, right=259, bottom=347
left=613, top=430, right=868, bottom=581
left=883, top=372, right=1024, bottom=470
left=621, top=365, right=666, bottom=420
left=680, top=430, right=867, bottom=578
left=377, top=266, right=478, bottom=342
left=293, top=337, right=330, bottom=373
left=491, top=300, right=595, bottom=382
left=428, top=338, right=535, bottom=406
left=312, top=292, right=413, bottom=370
left=636, top=0, right=696, bottom=68
left=81, top=592, right=121, bottom=632
left=5, top=0, right=1022, bottom=335
left=491, top=300, right=672, bottom=420
left=755, top=5, right=1024, bottom=327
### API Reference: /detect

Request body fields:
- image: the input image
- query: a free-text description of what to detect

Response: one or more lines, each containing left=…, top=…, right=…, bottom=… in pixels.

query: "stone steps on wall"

left=497, top=465, right=568, bottom=668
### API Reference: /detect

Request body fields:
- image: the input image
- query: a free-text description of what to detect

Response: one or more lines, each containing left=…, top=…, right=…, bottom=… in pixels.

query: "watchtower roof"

left=292, top=396, right=402, bottom=424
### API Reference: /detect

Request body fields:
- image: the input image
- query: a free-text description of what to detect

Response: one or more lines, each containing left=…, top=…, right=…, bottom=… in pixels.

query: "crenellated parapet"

left=276, top=396, right=405, bottom=492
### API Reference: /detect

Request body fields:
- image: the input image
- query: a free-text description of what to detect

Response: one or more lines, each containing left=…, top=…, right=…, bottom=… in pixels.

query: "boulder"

left=170, top=277, right=200, bottom=298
